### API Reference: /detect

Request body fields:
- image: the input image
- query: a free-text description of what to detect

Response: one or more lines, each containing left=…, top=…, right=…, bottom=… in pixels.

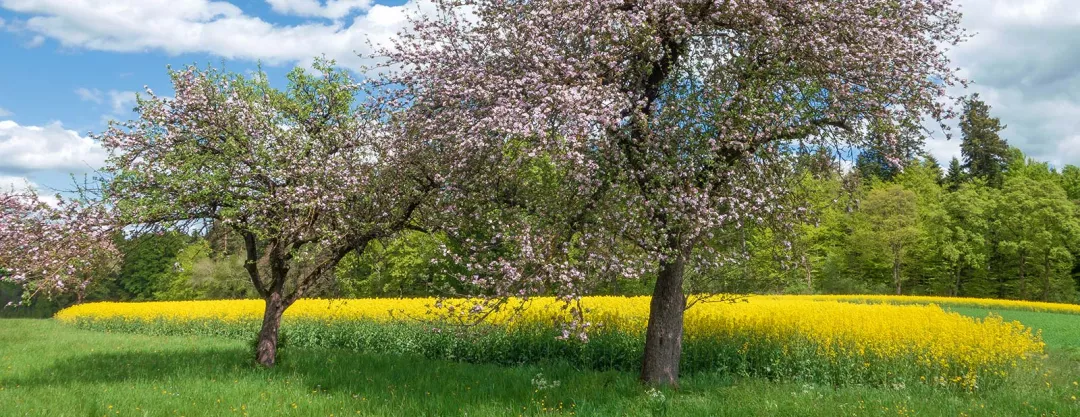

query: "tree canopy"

left=385, top=0, right=966, bottom=385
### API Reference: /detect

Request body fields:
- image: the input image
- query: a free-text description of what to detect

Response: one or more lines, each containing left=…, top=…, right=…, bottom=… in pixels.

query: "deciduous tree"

left=0, top=190, right=118, bottom=305
left=386, top=0, right=965, bottom=385
left=98, top=60, right=440, bottom=367
left=997, top=174, right=1080, bottom=301
left=854, top=185, right=921, bottom=295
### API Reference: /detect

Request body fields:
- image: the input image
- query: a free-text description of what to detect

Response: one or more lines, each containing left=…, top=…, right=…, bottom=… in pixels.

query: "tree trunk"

left=992, top=240, right=1007, bottom=298
left=641, top=256, right=687, bottom=386
left=256, top=291, right=288, bottom=367
left=1041, top=249, right=1052, bottom=302
left=1018, top=252, right=1028, bottom=299
left=892, top=246, right=903, bottom=295
left=952, top=264, right=963, bottom=297
left=802, top=254, right=812, bottom=290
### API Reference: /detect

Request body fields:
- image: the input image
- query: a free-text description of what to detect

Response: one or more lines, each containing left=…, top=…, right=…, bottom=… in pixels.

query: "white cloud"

left=0, top=176, right=62, bottom=206
left=0, top=107, right=11, bottom=117
left=9, top=0, right=1078, bottom=168
left=0, top=175, right=34, bottom=192
left=931, top=0, right=1080, bottom=167
left=0, top=120, right=107, bottom=173
left=75, top=87, right=103, bottom=104
left=1054, top=135, right=1080, bottom=167
left=108, top=90, right=137, bottom=114
left=266, top=0, right=373, bottom=20
left=75, top=88, right=139, bottom=117
left=0, top=0, right=433, bottom=71
left=923, top=134, right=963, bottom=165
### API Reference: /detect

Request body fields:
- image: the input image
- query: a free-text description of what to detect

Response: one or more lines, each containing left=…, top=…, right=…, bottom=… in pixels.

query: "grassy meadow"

left=3, top=297, right=1080, bottom=416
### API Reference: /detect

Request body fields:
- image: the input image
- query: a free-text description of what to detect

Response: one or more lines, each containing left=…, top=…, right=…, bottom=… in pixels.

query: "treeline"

left=731, top=149, right=1080, bottom=300
left=5, top=96, right=1080, bottom=315
left=1, top=226, right=472, bottom=314
left=729, top=96, right=1080, bottom=301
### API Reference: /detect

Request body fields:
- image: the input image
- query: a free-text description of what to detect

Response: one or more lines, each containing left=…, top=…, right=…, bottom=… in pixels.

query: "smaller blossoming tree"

left=0, top=188, right=118, bottom=305
left=98, top=59, right=441, bottom=367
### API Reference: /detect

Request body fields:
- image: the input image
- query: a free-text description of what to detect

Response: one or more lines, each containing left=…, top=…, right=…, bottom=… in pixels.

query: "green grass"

left=4, top=312, right=1080, bottom=416
left=948, top=306, right=1080, bottom=352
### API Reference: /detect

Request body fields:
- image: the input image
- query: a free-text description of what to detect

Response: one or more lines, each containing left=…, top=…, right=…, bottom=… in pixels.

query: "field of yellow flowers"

left=806, top=294, right=1080, bottom=315
left=56, top=295, right=1046, bottom=390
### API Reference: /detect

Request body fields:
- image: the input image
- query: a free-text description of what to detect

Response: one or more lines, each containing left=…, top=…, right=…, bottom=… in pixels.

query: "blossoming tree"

left=385, top=0, right=966, bottom=385
left=0, top=189, right=118, bottom=305
left=98, top=60, right=440, bottom=367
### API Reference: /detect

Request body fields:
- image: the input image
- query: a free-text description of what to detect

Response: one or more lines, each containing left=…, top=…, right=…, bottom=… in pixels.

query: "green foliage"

left=115, top=232, right=191, bottom=300
left=160, top=240, right=261, bottom=300
left=944, top=157, right=966, bottom=192
left=996, top=174, right=1080, bottom=301
left=852, top=184, right=921, bottom=294
left=959, top=94, right=1009, bottom=188
left=734, top=147, right=1080, bottom=302
left=856, top=147, right=902, bottom=182
left=334, top=231, right=465, bottom=298
left=1061, top=165, right=1080, bottom=202
left=936, top=182, right=993, bottom=296
left=0, top=282, right=65, bottom=318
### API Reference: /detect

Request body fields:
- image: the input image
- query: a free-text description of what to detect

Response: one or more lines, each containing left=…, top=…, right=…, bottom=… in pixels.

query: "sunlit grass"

left=2, top=318, right=1080, bottom=416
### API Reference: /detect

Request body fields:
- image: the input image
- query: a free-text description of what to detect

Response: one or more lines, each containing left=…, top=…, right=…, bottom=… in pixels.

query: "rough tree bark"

left=631, top=37, right=688, bottom=387
left=640, top=256, right=687, bottom=386
left=256, top=291, right=289, bottom=367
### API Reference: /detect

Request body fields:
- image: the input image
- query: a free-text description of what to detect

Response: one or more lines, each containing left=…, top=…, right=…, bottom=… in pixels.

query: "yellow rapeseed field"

left=805, top=294, right=1080, bottom=315
left=57, top=294, right=1044, bottom=390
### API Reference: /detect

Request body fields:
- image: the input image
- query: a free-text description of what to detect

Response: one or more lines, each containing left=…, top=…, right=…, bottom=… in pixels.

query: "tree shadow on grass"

left=7, top=344, right=642, bottom=415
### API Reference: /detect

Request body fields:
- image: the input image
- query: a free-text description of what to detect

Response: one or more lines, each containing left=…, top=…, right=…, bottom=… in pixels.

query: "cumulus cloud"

left=0, top=175, right=62, bottom=206
left=930, top=0, right=1080, bottom=167
left=25, top=33, right=43, bottom=47
left=0, top=174, right=35, bottom=192
left=923, top=133, right=963, bottom=164
left=0, top=107, right=11, bottom=117
left=266, top=0, right=373, bottom=20
left=6, top=0, right=1080, bottom=166
left=76, top=88, right=139, bottom=119
left=0, top=120, right=107, bottom=173
left=0, top=0, right=432, bottom=71
left=75, top=87, right=103, bottom=104
left=108, top=90, right=137, bottom=114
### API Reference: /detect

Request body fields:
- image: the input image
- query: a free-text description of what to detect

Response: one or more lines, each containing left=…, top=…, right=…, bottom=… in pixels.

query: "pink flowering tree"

left=384, top=0, right=966, bottom=385
left=98, top=59, right=441, bottom=367
left=0, top=189, right=118, bottom=305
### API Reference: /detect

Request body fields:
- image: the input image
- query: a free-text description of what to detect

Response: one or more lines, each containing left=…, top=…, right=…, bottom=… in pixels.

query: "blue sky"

left=0, top=0, right=418, bottom=195
left=2, top=0, right=1080, bottom=195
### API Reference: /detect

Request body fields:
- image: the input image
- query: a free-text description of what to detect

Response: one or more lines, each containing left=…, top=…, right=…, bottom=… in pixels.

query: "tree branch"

left=243, top=231, right=269, bottom=298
